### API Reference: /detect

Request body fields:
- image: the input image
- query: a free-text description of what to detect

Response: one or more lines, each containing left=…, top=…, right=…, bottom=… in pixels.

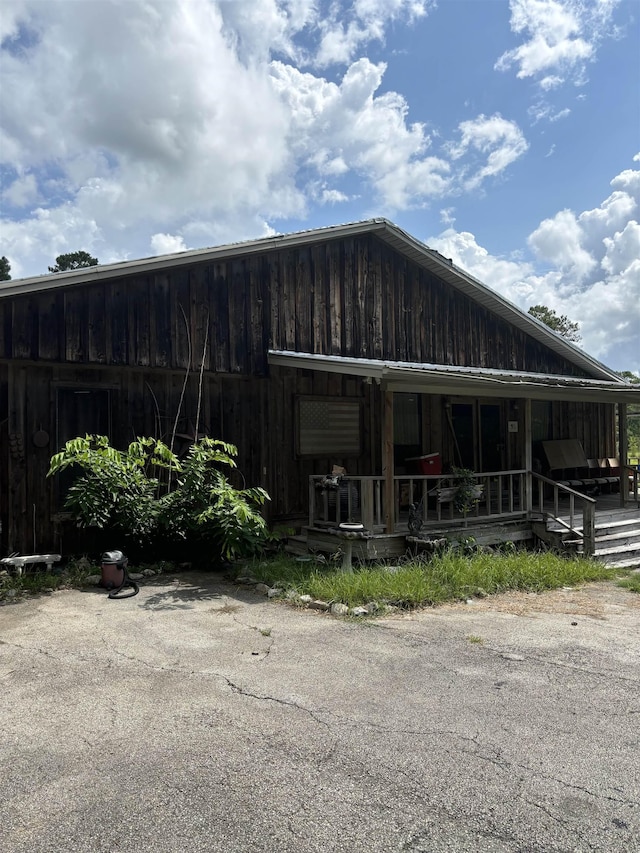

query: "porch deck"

left=295, top=471, right=639, bottom=563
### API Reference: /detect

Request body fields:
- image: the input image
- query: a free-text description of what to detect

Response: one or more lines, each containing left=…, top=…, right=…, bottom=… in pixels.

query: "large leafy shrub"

left=48, top=435, right=270, bottom=561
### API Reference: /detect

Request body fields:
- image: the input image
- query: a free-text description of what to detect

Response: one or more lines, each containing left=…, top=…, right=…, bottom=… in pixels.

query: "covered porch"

left=270, top=352, right=639, bottom=560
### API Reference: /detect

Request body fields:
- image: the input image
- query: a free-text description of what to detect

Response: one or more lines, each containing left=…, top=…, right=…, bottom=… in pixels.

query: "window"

left=297, top=397, right=361, bottom=457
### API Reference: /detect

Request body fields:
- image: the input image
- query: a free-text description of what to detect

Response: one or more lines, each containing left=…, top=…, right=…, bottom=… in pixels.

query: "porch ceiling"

left=268, top=351, right=639, bottom=404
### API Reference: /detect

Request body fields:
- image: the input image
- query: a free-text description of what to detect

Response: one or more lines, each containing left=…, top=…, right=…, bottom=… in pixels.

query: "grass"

left=0, top=558, right=96, bottom=601
left=239, top=550, right=617, bottom=610
left=617, top=575, right=640, bottom=594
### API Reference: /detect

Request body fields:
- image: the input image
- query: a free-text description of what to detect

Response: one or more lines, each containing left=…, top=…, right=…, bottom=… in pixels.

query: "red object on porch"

left=407, top=452, right=442, bottom=475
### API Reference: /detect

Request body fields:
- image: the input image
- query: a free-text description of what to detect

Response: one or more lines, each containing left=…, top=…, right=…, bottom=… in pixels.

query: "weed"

left=468, top=635, right=483, bottom=644
left=618, top=575, right=640, bottom=594
left=235, top=550, right=615, bottom=611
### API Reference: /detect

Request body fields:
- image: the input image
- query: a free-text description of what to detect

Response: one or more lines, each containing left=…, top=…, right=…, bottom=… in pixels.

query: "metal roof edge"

left=267, top=350, right=635, bottom=389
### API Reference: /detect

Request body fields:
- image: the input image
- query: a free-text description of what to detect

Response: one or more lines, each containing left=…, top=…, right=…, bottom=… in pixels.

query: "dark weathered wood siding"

left=0, top=233, right=614, bottom=552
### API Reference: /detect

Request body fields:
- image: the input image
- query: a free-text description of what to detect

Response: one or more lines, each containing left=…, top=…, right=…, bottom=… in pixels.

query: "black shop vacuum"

left=100, top=550, right=139, bottom=599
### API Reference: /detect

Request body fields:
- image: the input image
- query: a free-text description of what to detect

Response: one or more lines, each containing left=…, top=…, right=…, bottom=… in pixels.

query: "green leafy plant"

left=48, top=435, right=270, bottom=561
left=451, top=466, right=482, bottom=514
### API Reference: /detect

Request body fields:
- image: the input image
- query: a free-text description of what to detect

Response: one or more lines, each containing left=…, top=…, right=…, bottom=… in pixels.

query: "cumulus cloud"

left=315, top=0, right=432, bottom=66
left=495, top=0, right=621, bottom=85
left=1, top=0, right=527, bottom=276
left=150, top=233, right=189, bottom=256
left=428, top=161, right=640, bottom=372
left=445, top=114, right=529, bottom=191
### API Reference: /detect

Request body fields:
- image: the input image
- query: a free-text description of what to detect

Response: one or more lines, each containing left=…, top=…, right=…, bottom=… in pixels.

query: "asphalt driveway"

left=1, top=573, right=639, bottom=853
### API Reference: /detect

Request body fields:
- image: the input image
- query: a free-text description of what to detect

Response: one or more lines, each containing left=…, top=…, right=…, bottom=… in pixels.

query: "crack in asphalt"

left=222, top=676, right=331, bottom=727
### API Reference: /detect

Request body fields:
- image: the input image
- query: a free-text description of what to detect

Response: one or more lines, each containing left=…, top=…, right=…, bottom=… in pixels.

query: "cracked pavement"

left=1, top=574, right=639, bottom=852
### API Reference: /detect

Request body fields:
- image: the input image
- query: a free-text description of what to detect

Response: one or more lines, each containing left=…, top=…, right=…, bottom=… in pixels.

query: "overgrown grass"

left=617, top=574, right=640, bottom=594
left=242, top=550, right=616, bottom=609
left=0, top=558, right=97, bottom=601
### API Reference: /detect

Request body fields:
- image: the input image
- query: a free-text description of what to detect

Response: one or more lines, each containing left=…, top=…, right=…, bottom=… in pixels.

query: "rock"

left=129, top=572, right=144, bottom=581
left=331, top=602, right=349, bottom=616
left=267, top=587, right=281, bottom=598
left=255, top=583, right=270, bottom=595
left=285, top=589, right=300, bottom=600
left=5, top=589, right=18, bottom=598
left=350, top=606, right=368, bottom=617
left=309, top=599, right=330, bottom=611
left=365, top=601, right=379, bottom=614
left=236, top=576, right=258, bottom=585
left=299, top=594, right=312, bottom=603
left=465, top=598, right=475, bottom=605
left=86, top=574, right=101, bottom=586
left=142, top=569, right=156, bottom=577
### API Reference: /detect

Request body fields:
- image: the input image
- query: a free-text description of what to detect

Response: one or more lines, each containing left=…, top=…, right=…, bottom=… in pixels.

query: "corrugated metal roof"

left=1, top=218, right=622, bottom=383
left=268, top=350, right=637, bottom=403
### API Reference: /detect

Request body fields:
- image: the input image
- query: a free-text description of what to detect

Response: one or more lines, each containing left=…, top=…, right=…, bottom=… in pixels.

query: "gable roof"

left=0, top=218, right=623, bottom=383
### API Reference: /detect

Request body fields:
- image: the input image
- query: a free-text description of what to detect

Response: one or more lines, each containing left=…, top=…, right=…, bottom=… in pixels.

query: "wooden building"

left=1, top=219, right=638, bottom=558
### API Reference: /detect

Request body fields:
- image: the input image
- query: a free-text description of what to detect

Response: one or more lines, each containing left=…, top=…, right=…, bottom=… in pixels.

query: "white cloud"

left=495, top=0, right=621, bottom=85
left=2, top=1, right=526, bottom=276
left=150, top=233, right=189, bottom=255
left=315, top=0, right=431, bottom=66
left=428, top=160, right=640, bottom=372
left=446, top=114, right=529, bottom=190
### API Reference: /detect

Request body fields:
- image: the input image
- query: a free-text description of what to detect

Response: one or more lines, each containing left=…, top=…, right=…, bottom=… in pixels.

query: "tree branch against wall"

left=527, top=304, right=581, bottom=342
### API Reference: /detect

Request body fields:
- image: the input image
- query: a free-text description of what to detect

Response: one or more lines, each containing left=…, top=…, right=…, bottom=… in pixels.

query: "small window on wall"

left=297, top=397, right=361, bottom=457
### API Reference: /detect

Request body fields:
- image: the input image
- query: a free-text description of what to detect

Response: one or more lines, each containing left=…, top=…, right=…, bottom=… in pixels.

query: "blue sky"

left=1, top=0, right=639, bottom=371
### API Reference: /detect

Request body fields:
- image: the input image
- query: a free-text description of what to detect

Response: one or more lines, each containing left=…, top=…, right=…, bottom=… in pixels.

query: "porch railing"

left=622, top=464, right=640, bottom=506
left=532, top=473, right=596, bottom=557
left=309, top=470, right=527, bottom=532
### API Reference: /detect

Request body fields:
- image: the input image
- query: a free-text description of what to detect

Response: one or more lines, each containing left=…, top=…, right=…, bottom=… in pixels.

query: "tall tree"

left=48, top=250, right=99, bottom=273
left=0, top=255, right=11, bottom=281
left=527, top=304, right=581, bottom=342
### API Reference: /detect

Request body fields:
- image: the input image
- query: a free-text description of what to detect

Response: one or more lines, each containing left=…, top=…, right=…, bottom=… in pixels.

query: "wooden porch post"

left=619, top=401, right=629, bottom=505
left=524, top=397, right=533, bottom=514
left=382, top=385, right=394, bottom=533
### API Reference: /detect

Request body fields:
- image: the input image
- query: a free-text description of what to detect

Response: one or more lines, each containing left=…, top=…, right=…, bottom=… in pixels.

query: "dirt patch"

left=442, top=581, right=640, bottom=620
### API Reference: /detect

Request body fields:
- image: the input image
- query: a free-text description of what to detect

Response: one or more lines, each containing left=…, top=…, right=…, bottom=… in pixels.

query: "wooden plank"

left=229, top=259, right=248, bottom=373
left=171, top=269, right=192, bottom=370
left=295, top=248, right=312, bottom=354
left=311, top=244, right=328, bottom=353
left=12, top=296, right=37, bottom=360
left=127, top=277, right=151, bottom=367
left=328, top=242, right=342, bottom=355
left=370, top=236, right=383, bottom=359
left=86, top=284, right=107, bottom=364
left=248, top=256, right=266, bottom=375
left=38, top=291, right=63, bottom=361
left=63, top=289, right=87, bottom=362
left=342, top=238, right=355, bottom=356
left=151, top=272, right=172, bottom=368
left=212, top=262, right=230, bottom=373
left=109, top=278, right=129, bottom=364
